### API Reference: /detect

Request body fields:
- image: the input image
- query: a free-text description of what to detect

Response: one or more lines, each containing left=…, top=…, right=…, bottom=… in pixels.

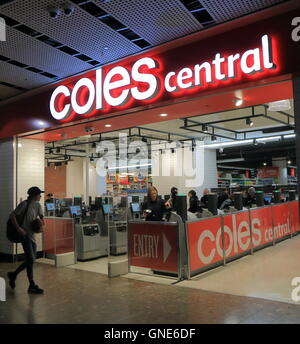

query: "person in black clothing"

left=200, top=188, right=209, bottom=207
left=142, top=186, right=170, bottom=221
left=217, top=191, right=231, bottom=209
left=243, top=187, right=256, bottom=207
left=188, top=190, right=200, bottom=213
left=45, top=193, right=54, bottom=203
left=167, top=186, right=178, bottom=211
left=7, top=187, right=45, bottom=294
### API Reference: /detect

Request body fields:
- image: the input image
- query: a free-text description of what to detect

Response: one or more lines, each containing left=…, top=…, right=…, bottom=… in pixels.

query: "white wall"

left=67, top=158, right=106, bottom=201
left=272, top=158, right=288, bottom=184
left=152, top=148, right=217, bottom=198
left=16, top=138, right=45, bottom=253
left=0, top=139, right=15, bottom=255
left=66, top=157, right=84, bottom=198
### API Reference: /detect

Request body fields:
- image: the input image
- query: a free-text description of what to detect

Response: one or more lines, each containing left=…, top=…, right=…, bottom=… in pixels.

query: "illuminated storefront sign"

left=50, top=34, right=278, bottom=121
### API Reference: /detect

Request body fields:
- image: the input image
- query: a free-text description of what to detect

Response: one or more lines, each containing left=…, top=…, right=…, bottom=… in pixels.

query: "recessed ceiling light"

left=234, top=98, right=243, bottom=107
left=246, top=118, right=253, bottom=127
left=202, top=124, right=208, bottom=133
left=160, top=113, right=168, bottom=117
left=105, top=124, right=112, bottom=127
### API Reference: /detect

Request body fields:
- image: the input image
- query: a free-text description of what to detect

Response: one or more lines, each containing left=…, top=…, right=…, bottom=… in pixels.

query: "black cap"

left=27, top=187, right=44, bottom=196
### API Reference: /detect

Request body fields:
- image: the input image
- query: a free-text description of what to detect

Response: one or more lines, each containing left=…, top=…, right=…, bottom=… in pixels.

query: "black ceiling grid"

left=71, top=0, right=151, bottom=49
left=0, top=81, right=27, bottom=91
left=180, top=0, right=216, bottom=27
left=0, top=53, right=58, bottom=79
left=0, top=0, right=15, bottom=6
left=0, top=11, right=101, bottom=67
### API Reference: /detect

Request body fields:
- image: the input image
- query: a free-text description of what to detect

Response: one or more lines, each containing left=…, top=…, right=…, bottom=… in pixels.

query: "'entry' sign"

left=128, top=222, right=178, bottom=273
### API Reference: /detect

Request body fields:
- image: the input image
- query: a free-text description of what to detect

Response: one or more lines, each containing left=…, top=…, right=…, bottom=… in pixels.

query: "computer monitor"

left=74, top=197, right=82, bottom=206
left=105, top=197, right=113, bottom=205
left=131, top=203, right=141, bottom=213
left=132, top=196, right=139, bottom=203
left=120, top=197, right=127, bottom=207
left=102, top=204, right=113, bottom=214
left=95, top=197, right=102, bottom=208
left=64, top=198, right=73, bottom=207
left=264, top=196, right=272, bottom=204
left=69, top=205, right=82, bottom=217
left=46, top=203, right=55, bottom=211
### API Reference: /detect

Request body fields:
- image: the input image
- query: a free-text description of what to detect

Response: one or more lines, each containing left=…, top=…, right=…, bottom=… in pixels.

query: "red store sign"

left=50, top=35, right=278, bottom=122
left=128, top=222, right=178, bottom=273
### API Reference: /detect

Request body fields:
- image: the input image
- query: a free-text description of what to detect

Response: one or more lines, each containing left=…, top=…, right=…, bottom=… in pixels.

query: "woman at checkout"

left=142, top=186, right=171, bottom=221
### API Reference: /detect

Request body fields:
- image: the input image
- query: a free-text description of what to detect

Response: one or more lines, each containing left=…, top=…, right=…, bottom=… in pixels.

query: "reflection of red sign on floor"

left=128, top=222, right=178, bottom=273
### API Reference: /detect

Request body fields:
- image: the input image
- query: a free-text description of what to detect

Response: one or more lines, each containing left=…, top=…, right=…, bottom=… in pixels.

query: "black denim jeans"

left=14, top=235, right=37, bottom=283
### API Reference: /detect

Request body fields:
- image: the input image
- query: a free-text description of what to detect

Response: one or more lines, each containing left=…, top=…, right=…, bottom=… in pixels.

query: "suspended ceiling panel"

left=0, top=61, right=52, bottom=89
left=201, top=0, right=284, bottom=22
left=0, top=0, right=288, bottom=103
left=0, top=26, right=90, bottom=77
left=95, top=0, right=203, bottom=45
left=0, top=84, right=22, bottom=99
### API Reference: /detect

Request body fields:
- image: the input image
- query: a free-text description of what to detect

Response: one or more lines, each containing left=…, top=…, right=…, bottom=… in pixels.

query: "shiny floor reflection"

left=178, top=235, right=300, bottom=305
left=1, top=260, right=300, bottom=324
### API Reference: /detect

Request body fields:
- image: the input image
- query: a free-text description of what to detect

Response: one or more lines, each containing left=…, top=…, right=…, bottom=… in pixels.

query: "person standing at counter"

left=200, top=188, right=210, bottom=207
left=188, top=190, right=200, bottom=213
left=243, top=187, right=256, bottom=207
left=142, top=186, right=171, bottom=221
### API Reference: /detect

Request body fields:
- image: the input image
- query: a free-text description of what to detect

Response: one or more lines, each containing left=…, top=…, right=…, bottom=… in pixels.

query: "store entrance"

left=17, top=87, right=297, bottom=286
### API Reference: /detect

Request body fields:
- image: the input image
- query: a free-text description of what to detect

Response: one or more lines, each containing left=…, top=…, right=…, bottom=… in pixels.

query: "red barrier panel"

left=290, top=201, right=300, bottom=233
left=222, top=211, right=252, bottom=259
left=272, top=203, right=291, bottom=240
left=44, top=217, right=74, bottom=254
left=128, top=222, right=178, bottom=273
left=249, top=206, right=273, bottom=248
left=187, top=216, right=223, bottom=272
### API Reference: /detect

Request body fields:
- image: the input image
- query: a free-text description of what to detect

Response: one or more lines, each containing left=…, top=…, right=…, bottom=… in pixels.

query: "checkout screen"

left=70, top=206, right=82, bottom=216
left=131, top=203, right=140, bottom=212
left=46, top=203, right=55, bottom=211
left=102, top=204, right=113, bottom=214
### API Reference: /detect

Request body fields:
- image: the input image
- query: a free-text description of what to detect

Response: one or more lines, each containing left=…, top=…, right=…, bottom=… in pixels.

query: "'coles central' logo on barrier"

left=188, top=204, right=292, bottom=271
left=50, top=34, right=277, bottom=121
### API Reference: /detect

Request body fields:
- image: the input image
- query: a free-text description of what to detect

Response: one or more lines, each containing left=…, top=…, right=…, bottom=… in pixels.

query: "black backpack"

left=6, top=201, right=30, bottom=243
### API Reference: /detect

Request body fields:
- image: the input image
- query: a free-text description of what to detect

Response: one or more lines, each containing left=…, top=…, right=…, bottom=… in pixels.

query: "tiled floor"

left=1, top=261, right=300, bottom=324
left=178, top=235, right=300, bottom=305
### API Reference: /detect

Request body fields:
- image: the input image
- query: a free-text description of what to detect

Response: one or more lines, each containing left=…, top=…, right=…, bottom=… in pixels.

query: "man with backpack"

left=7, top=187, right=45, bottom=294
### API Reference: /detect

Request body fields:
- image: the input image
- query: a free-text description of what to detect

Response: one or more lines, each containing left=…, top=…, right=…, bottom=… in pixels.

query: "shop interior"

left=17, top=95, right=296, bottom=276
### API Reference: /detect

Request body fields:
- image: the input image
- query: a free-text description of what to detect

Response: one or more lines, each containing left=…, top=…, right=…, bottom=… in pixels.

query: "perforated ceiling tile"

left=0, top=0, right=140, bottom=64
left=0, top=26, right=89, bottom=78
left=0, top=84, right=22, bottom=99
left=200, top=0, right=285, bottom=23
left=94, top=0, right=203, bottom=45
left=0, top=61, right=55, bottom=89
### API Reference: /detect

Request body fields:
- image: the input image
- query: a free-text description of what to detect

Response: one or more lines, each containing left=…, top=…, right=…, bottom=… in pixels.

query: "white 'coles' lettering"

left=50, top=34, right=277, bottom=121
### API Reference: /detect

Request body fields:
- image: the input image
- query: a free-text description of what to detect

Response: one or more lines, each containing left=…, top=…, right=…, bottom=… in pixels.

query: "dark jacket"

left=189, top=195, right=200, bottom=213
left=200, top=194, right=209, bottom=207
left=142, top=199, right=168, bottom=221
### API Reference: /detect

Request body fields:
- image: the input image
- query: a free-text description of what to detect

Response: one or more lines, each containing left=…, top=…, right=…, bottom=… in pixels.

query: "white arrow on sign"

left=163, top=233, right=172, bottom=263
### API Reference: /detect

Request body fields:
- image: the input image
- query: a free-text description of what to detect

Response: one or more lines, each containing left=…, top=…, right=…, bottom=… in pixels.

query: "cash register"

left=73, top=205, right=108, bottom=261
